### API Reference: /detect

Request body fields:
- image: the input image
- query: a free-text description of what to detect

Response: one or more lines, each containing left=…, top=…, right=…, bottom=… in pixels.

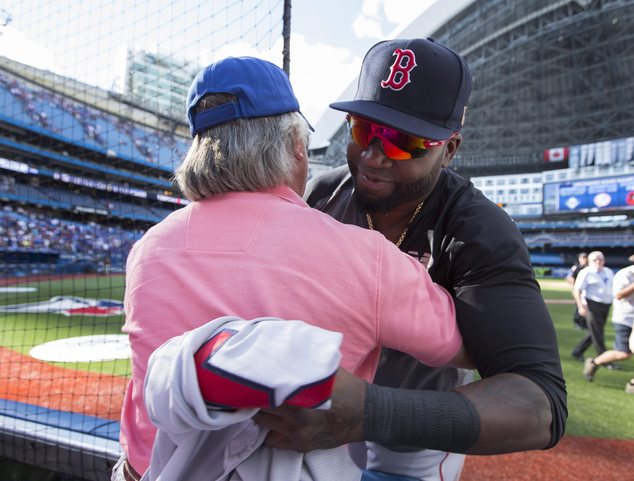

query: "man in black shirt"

left=254, top=38, right=567, bottom=480
left=566, top=252, right=589, bottom=333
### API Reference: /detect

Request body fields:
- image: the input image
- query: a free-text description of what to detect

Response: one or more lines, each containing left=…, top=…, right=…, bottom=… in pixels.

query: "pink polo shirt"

left=120, top=185, right=460, bottom=474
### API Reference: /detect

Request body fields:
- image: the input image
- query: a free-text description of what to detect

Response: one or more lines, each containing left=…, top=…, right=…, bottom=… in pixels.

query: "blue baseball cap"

left=187, top=56, right=313, bottom=138
left=330, top=38, right=472, bottom=140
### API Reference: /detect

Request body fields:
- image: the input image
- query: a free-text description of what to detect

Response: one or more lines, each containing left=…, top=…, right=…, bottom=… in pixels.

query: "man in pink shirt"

left=116, top=56, right=471, bottom=480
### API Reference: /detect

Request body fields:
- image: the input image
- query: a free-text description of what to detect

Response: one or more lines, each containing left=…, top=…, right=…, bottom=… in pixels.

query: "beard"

left=354, top=160, right=443, bottom=214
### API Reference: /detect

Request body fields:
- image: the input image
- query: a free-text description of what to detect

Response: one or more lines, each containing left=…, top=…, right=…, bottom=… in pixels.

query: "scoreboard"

left=543, top=174, right=634, bottom=215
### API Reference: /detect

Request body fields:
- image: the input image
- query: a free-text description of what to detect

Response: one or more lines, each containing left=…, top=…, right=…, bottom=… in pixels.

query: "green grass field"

left=541, top=279, right=634, bottom=439
left=0, top=275, right=632, bottom=438
left=0, top=274, right=129, bottom=376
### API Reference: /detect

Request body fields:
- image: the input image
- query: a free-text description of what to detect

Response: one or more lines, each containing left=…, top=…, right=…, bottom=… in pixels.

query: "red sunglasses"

left=346, top=114, right=454, bottom=160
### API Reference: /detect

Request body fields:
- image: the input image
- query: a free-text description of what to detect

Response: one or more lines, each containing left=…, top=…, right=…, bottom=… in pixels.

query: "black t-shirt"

left=571, top=264, right=585, bottom=281
left=305, top=165, right=567, bottom=446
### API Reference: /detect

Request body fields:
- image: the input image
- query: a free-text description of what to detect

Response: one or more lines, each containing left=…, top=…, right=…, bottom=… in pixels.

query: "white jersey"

left=140, top=316, right=360, bottom=481
left=612, top=266, right=634, bottom=327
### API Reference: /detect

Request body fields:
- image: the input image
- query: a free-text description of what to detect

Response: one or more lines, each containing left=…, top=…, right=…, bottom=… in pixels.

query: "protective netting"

left=0, top=2, right=285, bottom=479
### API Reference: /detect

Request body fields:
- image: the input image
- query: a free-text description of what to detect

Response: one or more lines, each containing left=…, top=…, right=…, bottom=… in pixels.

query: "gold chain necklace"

left=366, top=202, right=424, bottom=248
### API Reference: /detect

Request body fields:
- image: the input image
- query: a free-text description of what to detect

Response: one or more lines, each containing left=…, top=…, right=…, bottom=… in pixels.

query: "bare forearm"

left=573, top=290, right=583, bottom=308
left=253, top=368, right=365, bottom=452
left=573, top=290, right=588, bottom=316
left=457, top=373, right=553, bottom=454
left=256, top=370, right=557, bottom=455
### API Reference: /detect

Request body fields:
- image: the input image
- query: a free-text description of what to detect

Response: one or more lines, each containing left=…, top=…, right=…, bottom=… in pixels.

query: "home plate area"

left=29, top=334, right=131, bottom=362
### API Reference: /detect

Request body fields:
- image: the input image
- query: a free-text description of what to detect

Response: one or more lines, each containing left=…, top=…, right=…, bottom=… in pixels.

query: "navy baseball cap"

left=187, top=56, right=313, bottom=138
left=330, top=38, right=473, bottom=140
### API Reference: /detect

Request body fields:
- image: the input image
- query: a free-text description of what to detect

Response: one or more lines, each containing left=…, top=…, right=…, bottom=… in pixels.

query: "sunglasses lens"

left=380, top=128, right=426, bottom=159
left=348, top=116, right=429, bottom=160
left=379, top=136, right=413, bottom=160
left=349, top=119, right=371, bottom=148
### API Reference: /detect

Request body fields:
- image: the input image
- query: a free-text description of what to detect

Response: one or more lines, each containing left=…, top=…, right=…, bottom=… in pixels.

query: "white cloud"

left=353, top=15, right=386, bottom=40
left=285, top=34, right=362, bottom=125
left=381, top=0, right=437, bottom=28
left=199, top=33, right=362, bottom=128
left=0, top=25, right=55, bottom=71
left=354, top=0, right=437, bottom=40
left=200, top=41, right=278, bottom=66
left=361, top=0, right=382, bottom=17
left=355, top=0, right=385, bottom=39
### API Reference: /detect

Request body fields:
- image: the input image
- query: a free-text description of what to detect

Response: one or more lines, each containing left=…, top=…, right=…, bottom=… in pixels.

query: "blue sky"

left=0, top=0, right=436, bottom=133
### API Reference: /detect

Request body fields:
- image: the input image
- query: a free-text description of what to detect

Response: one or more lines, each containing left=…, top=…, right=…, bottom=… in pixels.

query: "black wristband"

left=363, top=384, right=480, bottom=453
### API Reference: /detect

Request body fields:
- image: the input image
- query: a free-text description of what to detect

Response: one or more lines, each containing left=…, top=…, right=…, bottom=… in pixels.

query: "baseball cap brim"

left=330, top=100, right=456, bottom=141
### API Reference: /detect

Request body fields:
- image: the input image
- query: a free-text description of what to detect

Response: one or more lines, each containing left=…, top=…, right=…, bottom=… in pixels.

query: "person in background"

left=572, top=251, right=615, bottom=364
left=626, top=326, right=634, bottom=394
left=114, top=55, right=470, bottom=481
left=583, top=253, right=634, bottom=381
left=254, top=38, right=567, bottom=481
left=567, top=252, right=588, bottom=335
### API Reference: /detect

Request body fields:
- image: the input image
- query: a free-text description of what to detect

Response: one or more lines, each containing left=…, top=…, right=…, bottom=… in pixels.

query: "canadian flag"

left=544, top=147, right=569, bottom=162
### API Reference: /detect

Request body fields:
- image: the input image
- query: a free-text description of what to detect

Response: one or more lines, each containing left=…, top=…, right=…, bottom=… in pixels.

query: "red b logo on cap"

left=381, top=48, right=417, bottom=91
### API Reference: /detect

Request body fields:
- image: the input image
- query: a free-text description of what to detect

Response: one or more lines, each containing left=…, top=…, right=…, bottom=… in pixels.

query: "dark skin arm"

left=254, top=368, right=365, bottom=451
left=456, top=373, right=552, bottom=453
left=253, top=368, right=552, bottom=454
left=254, top=344, right=475, bottom=451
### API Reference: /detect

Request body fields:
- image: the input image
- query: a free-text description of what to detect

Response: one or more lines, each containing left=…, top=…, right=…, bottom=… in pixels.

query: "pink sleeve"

left=375, top=240, right=461, bottom=367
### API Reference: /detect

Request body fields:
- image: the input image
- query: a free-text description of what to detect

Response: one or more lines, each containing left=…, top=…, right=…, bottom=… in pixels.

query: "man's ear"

left=442, top=133, right=462, bottom=168
left=293, top=137, right=308, bottom=162
left=290, top=135, right=310, bottom=196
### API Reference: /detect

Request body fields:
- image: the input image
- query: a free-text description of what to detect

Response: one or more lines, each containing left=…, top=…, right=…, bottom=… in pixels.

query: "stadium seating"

left=0, top=205, right=142, bottom=276
left=0, top=71, right=189, bottom=169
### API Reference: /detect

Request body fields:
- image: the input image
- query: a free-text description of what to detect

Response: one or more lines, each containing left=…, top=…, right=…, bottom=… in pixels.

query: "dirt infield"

left=538, top=279, right=570, bottom=289
left=2, top=344, right=633, bottom=479
left=462, top=436, right=634, bottom=480
left=0, top=346, right=127, bottom=420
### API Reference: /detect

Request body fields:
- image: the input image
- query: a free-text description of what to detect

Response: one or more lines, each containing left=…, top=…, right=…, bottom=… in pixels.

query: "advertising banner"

left=543, top=174, right=634, bottom=214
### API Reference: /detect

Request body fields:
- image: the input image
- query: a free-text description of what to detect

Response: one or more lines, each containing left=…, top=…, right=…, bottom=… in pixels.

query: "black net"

left=0, top=2, right=284, bottom=479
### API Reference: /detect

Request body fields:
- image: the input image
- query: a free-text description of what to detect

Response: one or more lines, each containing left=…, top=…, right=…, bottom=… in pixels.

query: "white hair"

left=175, top=106, right=310, bottom=200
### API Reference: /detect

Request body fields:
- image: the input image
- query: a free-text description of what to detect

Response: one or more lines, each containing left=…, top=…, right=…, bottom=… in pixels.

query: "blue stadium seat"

left=32, top=98, right=87, bottom=143
left=0, top=84, right=37, bottom=126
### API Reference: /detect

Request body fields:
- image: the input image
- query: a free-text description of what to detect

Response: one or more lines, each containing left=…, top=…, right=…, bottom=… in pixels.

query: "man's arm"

left=255, top=278, right=566, bottom=455
left=565, top=266, right=576, bottom=286
left=254, top=368, right=552, bottom=454
left=615, top=279, right=634, bottom=300
left=573, top=272, right=589, bottom=317
left=455, top=373, right=552, bottom=453
left=288, top=166, right=566, bottom=455
left=254, top=368, right=365, bottom=451
left=573, top=288, right=588, bottom=317
left=572, top=289, right=588, bottom=317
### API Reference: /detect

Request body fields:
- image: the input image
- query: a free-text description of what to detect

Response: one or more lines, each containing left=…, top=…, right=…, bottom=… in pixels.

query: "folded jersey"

left=192, top=317, right=343, bottom=409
